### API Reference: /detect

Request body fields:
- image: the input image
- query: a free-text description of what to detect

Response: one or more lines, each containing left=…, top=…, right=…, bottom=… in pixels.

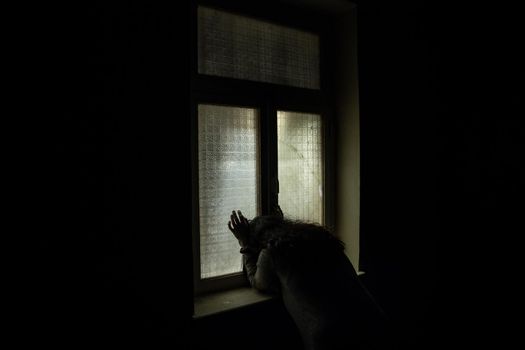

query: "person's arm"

left=228, top=210, right=279, bottom=294
left=242, top=248, right=280, bottom=294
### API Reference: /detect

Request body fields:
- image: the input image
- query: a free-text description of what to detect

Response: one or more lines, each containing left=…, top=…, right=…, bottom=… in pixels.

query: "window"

left=277, top=111, right=324, bottom=223
left=197, top=104, right=260, bottom=279
left=191, top=2, right=333, bottom=295
left=197, top=6, right=320, bottom=89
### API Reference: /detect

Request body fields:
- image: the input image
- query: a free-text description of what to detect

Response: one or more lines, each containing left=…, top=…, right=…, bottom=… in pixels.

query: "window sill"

left=193, top=287, right=276, bottom=319
left=193, top=271, right=365, bottom=319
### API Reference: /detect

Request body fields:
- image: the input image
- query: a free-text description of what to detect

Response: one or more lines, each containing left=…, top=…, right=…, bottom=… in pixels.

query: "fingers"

left=241, top=216, right=250, bottom=226
left=230, top=210, right=250, bottom=233
left=231, top=210, right=240, bottom=226
left=228, top=221, right=242, bottom=241
left=237, top=210, right=249, bottom=225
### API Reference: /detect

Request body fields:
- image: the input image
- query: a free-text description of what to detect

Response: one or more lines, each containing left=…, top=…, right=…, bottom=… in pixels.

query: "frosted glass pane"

left=198, top=105, right=260, bottom=279
left=198, top=6, right=320, bottom=89
left=278, top=111, right=323, bottom=223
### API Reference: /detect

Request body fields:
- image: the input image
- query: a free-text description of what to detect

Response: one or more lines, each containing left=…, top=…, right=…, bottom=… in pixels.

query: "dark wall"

left=357, top=1, right=523, bottom=349
left=41, top=1, right=192, bottom=346
left=357, top=3, right=441, bottom=348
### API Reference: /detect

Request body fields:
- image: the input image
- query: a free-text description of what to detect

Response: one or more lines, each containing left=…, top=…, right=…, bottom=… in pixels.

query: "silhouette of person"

left=228, top=208, right=393, bottom=350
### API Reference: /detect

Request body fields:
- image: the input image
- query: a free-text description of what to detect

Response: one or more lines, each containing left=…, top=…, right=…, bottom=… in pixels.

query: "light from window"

left=198, top=6, right=320, bottom=89
left=278, top=111, right=323, bottom=224
left=198, top=104, right=260, bottom=279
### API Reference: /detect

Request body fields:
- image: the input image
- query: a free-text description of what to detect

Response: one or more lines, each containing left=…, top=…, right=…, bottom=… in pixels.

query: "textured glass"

left=278, top=111, right=323, bottom=223
left=198, top=105, right=260, bottom=279
left=198, top=6, right=320, bottom=89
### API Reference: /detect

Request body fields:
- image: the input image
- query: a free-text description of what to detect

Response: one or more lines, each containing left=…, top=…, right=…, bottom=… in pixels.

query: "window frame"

left=190, top=0, right=335, bottom=296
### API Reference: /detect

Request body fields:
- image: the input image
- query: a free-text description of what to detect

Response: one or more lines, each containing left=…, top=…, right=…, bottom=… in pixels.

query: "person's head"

left=247, top=214, right=285, bottom=249
left=247, top=214, right=344, bottom=252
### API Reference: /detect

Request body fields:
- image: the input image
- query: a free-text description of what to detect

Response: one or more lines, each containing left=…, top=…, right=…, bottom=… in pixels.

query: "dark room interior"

left=38, top=0, right=523, bottom=348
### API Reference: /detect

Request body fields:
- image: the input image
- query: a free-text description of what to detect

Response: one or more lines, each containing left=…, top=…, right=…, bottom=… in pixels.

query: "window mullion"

left=260, top=102, right=278, bottom=216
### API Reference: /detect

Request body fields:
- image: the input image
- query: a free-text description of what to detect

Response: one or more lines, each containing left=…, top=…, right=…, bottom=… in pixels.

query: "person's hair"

left=248, top=215, right=345, bottom=252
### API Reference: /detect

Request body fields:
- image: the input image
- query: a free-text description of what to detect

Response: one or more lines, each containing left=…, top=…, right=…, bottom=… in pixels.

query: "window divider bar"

left=260, top=103, right=278, bottom=216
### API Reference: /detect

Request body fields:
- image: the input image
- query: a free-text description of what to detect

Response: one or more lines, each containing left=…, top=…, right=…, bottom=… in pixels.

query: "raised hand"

left=228, top=210, right=251, bottom=247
